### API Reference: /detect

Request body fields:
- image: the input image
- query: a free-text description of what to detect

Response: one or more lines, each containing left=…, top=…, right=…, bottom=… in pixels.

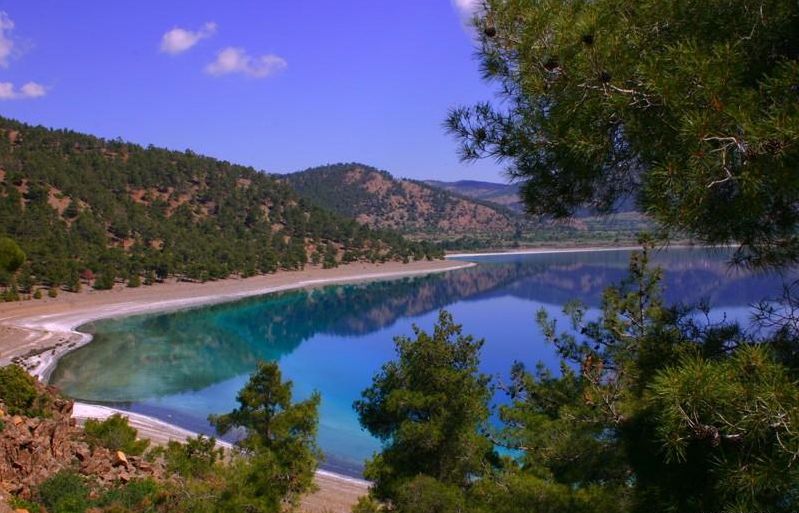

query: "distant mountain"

left=284, top=164, right=523, bottom=238
left=0, top=118, right=439, bottom=292
left=424, top=179, right=524, bottom=212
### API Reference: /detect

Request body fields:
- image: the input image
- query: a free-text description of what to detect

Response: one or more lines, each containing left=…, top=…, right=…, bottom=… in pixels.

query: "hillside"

left=424, top=179, right=523, bottom=212
left=286, top=164, right=653, bottom=249
left=0, top=118, right=440, bottom=293
left=284, top=164, right=522, bottom=237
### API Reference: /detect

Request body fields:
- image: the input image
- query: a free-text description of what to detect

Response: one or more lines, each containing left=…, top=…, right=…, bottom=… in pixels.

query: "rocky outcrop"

left=0, top=385, right=166, bottom=499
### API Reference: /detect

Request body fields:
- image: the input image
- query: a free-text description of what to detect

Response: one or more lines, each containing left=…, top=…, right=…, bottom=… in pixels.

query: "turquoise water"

left=49, top=248, right=792, bottom=476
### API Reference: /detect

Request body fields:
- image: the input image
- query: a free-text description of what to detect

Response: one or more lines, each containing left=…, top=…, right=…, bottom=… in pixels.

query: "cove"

left=49, top=248, right=792, bottom=477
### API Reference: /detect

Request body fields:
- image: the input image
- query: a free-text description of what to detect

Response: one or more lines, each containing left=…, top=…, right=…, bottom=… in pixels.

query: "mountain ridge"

left=284, top=163, right=524, bottom=238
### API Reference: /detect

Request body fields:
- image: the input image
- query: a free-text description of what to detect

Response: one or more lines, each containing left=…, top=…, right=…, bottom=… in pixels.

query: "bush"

left=37, top=470, right=89, bottom=513
left=0, top=237, right=25, bottom=273
left=93, top=267, right=115, bottom=290
left=48, top=287, right=58, bottom=298
left=163, top=435, right=221, bottom=478
left=9, top=497, right=41, bottom=513
left=83, top=414, right=149, bottom=456
left=352, top=495, right=382, bottom=513
left=393, top=476, right=466, bottom=513
left=33, top=289, right=42, bottom=299
left=0, top=364, right=49, bottom=416
left=95, top=479, right=159, bottom=509
left=127, top=273, right=141, bottom=288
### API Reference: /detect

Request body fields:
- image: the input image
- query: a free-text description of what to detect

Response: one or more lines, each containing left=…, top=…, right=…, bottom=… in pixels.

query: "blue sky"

left=0, top=0, right=504, bottom=182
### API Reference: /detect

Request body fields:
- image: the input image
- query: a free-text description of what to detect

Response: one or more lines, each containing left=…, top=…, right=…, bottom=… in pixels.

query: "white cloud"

left=0, top=11, right=16, bottom=67
left=204, top=47, right=287, bottom=78
left=160, top=22, right=217, bottom=55
left=0, top=81, right=47, bottom=100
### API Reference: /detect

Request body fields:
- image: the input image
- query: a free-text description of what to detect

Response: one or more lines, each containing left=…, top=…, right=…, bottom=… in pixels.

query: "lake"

left=49, top=248, right=792, bottom=476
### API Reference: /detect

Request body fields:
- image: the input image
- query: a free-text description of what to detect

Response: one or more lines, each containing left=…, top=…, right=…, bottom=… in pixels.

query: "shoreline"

left=0, top=245, right=645, bottom=511
left=0, top=259, right=474, bottom=510
left=0, top=259, right=474, bottom=378
left=446, top=245, right=643, bottom=258
left=445, top=242, right=716, bottom=259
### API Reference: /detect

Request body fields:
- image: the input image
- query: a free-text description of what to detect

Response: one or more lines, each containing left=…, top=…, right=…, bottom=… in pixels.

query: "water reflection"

left=48, top=249, right=793, bottom=475
left=51, top=248, right=789, bottom=402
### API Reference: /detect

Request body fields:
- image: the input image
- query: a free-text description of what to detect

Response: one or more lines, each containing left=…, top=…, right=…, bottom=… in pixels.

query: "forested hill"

left=284, top=163, right=522, bottom=238
left=0, top=118, right=440, bottom=292
left=285, top=163, right=652, bottom=248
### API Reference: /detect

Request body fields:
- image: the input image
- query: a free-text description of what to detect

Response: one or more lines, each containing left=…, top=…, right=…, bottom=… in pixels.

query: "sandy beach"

left=0, top=258, right=471, bottom=513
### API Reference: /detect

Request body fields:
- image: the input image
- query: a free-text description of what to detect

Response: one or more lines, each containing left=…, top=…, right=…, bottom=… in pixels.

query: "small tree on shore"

left=210, top=362, right=321, bottom=512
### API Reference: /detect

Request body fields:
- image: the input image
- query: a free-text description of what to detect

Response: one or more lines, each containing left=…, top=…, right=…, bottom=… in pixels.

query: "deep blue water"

left=49, top=248, right=793, bottom=476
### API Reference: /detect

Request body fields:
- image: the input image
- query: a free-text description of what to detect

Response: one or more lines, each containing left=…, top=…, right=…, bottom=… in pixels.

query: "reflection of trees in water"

left=51, top=252, right=790, bottom=401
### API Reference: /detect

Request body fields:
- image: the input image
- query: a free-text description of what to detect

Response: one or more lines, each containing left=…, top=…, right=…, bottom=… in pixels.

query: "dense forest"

left=286, top=163, right=651, bottom=249
left=0, top=118, right=441, bottom=295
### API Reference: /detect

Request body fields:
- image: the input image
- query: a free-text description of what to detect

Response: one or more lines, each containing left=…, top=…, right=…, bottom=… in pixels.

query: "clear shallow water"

left=49, top=248, right=793, bottom=476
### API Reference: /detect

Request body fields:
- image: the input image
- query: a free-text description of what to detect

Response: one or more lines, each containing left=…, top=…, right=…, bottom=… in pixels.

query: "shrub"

left=0, top=364, right=49, bottom=416
left=33, top=289, right=43, bottom=299
left=10, top=497, right=41, bottom=512
left=83, top=413, right=149, bottom=456
left=95, top=479, right=159, bottom=509
left=163, top=435, right=221, bottom=478
left=0, top=237, right=25, bottom=273
left=127, top=273, right=141, bottom=288
left=37, top=470, right=89, bottom=513
left=48, top=287, right=58, bottom=298
left=92, top=267, right=115, bottom=290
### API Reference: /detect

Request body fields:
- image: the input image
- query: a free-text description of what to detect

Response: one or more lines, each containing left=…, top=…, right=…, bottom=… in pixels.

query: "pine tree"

left=209, top=362, right=321, bottom=512
left=354, top=311, right=495, bottom=502
left=448, top=0, right=799, bottom=268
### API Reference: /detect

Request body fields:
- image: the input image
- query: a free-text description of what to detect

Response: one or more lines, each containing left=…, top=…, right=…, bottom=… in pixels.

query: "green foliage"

left=502, top=247, right=799, bottom=512
left=0, top=118, right=440, bottom=293
left=162, top=435, right=221, bottom=478
left=352, top=495, right=383, bottom=513
left=649, top=345, right=799, bottom=508
left=392, top=475, right=466, bottom=513
left=127, top=273, right=141, bottom=288
left=36, top=470, right=89, bottom=513
left=83, top=413, right=149, bottom=456
left=357, top=248, right=799, bottom=512
left=9, top=497, right=41, bottom=513
left=354, top=310, right=495, bottom=501
left=448, top=0, right=799, bottom=267
left=210, top=361, right=321, bottom=511
left=0, top=364, right=50, bottom=417
left=0, top=236, right=25, bottom=273
left=36, top=472, right=160, bottom=513
left=33, top=288, right=42, bottom=299
left=94, top=479, right=159, bottom=510
left=93, top=266, right=116, bottom=290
